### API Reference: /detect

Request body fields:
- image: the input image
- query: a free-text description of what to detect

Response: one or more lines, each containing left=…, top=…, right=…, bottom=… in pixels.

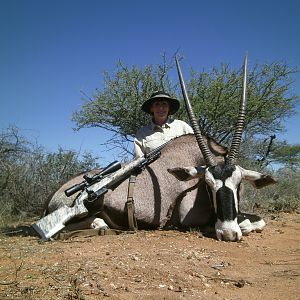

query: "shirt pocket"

left=143, top=133, right=166, bottom=153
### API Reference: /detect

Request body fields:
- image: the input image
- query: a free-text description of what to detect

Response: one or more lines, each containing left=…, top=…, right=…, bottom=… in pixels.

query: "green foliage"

left=240, top=165, right=300, bottom=213
left=270, top=142, right=300, bottom=170
left=0, top=127, right=99, bottom=221
left=263, top=168, right=300, bottom=212
left=73, top=56, right=298, bottom=160
left=73, top=56, right=177, bottom=156
left=177, top=62, right=298, bottom=146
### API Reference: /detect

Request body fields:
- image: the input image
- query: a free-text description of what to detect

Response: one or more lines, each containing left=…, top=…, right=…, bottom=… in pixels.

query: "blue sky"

left=1, top=0, right=299, bottom=165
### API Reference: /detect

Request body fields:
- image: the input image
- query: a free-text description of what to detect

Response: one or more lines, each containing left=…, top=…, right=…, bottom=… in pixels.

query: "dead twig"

left=0, top=261, right=23, bottom=286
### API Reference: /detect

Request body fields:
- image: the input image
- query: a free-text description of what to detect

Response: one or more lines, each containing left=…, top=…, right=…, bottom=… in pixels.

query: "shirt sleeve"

left=177, top=120, right=194, bottom=134
left=185, top=122, right=194, bottom=134
left=134, top=137, right=144, bottom=158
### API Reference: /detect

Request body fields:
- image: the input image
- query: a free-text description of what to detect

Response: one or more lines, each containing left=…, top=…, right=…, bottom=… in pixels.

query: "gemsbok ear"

left=167, top=166, right=206, bottom=181
left=238, top=166, right=277, bottom=189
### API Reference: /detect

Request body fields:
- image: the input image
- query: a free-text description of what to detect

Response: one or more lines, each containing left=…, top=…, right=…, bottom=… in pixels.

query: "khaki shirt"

left=134, top=119, right=194, bottom=157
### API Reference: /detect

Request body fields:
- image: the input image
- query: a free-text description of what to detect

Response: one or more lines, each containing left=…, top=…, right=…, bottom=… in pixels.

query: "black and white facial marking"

left=168, top=163, right=275, bottom=241
left=205, top=164, right=243, bottom=241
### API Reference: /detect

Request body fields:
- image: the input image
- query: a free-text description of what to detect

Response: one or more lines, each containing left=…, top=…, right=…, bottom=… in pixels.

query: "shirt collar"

left=151, top=118, right=173, bottom=130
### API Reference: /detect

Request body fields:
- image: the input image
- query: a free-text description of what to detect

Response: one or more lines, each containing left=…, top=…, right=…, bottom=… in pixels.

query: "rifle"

left=64, top=160, right=122, bottom=198
left=32, top=140, right=170, bottom=240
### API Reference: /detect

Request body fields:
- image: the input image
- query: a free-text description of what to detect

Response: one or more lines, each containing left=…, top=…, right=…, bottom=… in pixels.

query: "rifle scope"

left=64, top=160, right=121, bottom=197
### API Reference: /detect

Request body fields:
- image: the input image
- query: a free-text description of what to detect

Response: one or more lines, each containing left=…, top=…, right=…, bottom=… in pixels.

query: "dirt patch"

left=1, top=212, right=299, bottom=300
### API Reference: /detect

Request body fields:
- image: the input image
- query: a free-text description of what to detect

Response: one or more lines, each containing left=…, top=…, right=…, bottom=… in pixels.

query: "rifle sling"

left=126, top=175, right=138, bottom=231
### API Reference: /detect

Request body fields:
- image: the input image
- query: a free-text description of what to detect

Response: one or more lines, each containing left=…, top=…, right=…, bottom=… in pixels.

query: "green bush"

left=241, top=165, right=300, bottom=213
left=0, top=127, right=99, bottom=225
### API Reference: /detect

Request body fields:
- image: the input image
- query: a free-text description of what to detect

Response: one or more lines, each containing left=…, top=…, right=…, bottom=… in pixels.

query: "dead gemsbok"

left=44, top=56, right=276, bottom=241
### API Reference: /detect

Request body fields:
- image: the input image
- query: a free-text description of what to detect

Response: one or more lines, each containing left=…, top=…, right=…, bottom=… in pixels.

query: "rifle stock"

left=32, top=202, right=89, bottom=240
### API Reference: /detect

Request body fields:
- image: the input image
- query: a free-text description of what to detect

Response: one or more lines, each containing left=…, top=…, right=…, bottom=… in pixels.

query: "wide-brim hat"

left=141, top=91, right=180, bottom=115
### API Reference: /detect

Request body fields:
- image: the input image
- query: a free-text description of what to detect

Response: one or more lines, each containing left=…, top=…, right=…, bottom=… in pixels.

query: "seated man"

left=134, top=91, right=193, bottom=157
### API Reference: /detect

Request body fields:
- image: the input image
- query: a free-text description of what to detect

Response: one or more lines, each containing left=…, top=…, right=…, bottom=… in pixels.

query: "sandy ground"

left=0, top=212, right=299, bottom=300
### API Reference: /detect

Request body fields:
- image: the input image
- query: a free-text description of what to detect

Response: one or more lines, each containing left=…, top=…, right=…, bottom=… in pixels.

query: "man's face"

left=150, top=100, right=170, bottom=123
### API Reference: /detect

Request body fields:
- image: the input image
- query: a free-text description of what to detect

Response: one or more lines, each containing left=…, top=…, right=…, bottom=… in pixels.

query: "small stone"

left=235, top=280, right=246, bottom=288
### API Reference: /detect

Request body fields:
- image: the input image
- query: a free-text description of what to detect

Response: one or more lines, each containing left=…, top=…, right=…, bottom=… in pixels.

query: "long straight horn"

left=175, top=57, right=216, bottom=166
left=226, top=54, right=248, bottom=165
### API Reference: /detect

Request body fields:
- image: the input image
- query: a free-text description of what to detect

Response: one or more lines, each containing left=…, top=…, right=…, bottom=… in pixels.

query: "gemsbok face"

left=168, top=162, right=275, bottom=241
